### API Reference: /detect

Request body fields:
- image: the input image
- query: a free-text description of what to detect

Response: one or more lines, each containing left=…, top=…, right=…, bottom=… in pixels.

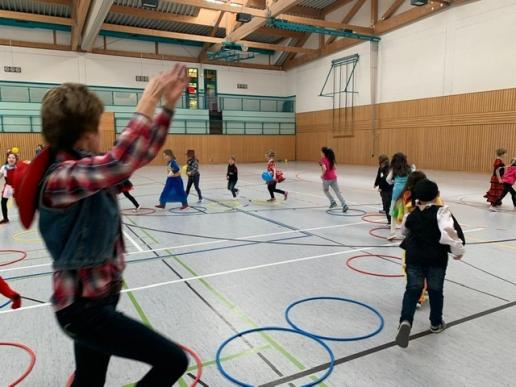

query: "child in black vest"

left=395, top=179, right=465, bottom=348
left=374, top=154, right=393, bottom=224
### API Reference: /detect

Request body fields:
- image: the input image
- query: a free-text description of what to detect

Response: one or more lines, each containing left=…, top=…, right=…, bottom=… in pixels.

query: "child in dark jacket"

left=395, top=179, right=465, bottom=348
left=17, top=65, right=189, bottom=386
left=227, top=155, right=239, bottom=199
left=374, top=154, right=393, bottom=224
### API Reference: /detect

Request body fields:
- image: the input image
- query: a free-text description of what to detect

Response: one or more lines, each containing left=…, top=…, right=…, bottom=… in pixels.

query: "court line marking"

left=0, top=244, right=390, bottom=315
left=0, top=221, right=368, bottom=273
left=123, top=231, right=144, bottom=253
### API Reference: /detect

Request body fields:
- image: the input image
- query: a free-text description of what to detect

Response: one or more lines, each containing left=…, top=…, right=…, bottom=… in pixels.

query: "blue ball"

left=262, top=171, right=273, bottom=182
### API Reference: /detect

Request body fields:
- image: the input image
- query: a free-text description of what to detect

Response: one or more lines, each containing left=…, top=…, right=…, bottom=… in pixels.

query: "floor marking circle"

left=361, top=213, right=389, bottom=224
left=120, top=207, right=156, bottom=216
left=368, top=226, right=403, bottom=241
left=285, top=296, right=384, bottom=341
left=12, top=230, right=41, bottom=243
left=326, top=208, right=367, bottom=217
left=167, top=205, right=207, bottom=216
left=0, top=342, right=36, bottom=386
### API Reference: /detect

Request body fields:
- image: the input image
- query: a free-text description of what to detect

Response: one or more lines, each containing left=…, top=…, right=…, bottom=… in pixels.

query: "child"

left=185, top=149, right=203, bottom=204
left=156, top=149, right=188, bottom=210
left=265, top=150, right=288, bottom=202
left=386, top=153, right=412, bottom=240
left=0, top=276, right=21, bottom=309
left=492, top=157, right=516, bottom=211
left=395, top=179, right=465, bottom=348
left=374, top=154, right=393, bottom=224
left=112, top=142, right=140, bottom=212
left=485, top=148, right=506, bottom=207
left=227, top=155, right=239, bottom=199
left=320, top=147, right=349, bottom=213
left=16, top=66, right=189, bottom=385
left=0, top=151, right=18, bottom=224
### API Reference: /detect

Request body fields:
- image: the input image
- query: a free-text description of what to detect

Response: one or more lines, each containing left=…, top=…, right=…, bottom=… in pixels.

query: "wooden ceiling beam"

left=0, top=38, right=71, bottom=51
left=101, top=23, right=317, bottom=54
left=326, top=0, right=367, bottom=45
left=371, top=0, right=378, bottom=26
left=0, top=10, right=72, bottom=25
left=381, top=0, right=405, bottom=20
left=375, top=2, right=450, bottom=34
left=71, top=0, right=92, bottom=50
left=227, top=0, right=302, bottom=42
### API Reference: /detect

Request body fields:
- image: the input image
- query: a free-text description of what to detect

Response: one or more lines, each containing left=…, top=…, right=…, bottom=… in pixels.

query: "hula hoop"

left=326, top=208, right=367, bottom=217
left=346, top=255, right=403, bottom=278
left=120, top=207, right=156, bottom=216
left=168, top=206, right=207, bottom=216
left=0, top=299, right=11, bottom=309
left=216, top=326, right=334, bottom=387
left=0, top=250, right=28, bottom=267
left=0, top=342, right=36, bottom=387
left=178, top=344, right=203, bottom=387
left=285, top=297, right=384, bottom=342
left=11, top=230, right=41, bottom=243
left=361, top=213, right=388, bottom=224
left=368, top=227, right=403, bottom=241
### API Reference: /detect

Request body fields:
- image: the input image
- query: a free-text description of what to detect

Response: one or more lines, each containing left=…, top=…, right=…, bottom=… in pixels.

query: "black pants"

left=186, top=174, right=202, bottom=200
left=499, top=183, right=516, bottom=206
left=1, top=197, right=8, bottom=221
left=228, top=179, right=238, bottom=197
left=123, top=191, right=140, bottom=208
left=267, top=181, right=285, bottom=199
left=380, top=190, right=392, bottom=224
left=56, top=294, right=188, bottom=387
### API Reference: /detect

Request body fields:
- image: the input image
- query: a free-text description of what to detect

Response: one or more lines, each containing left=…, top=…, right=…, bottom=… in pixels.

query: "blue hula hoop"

left=0, top=300, right=12, bottom=309
left=216, top=326, right=335, bottom=387
left=285, top=296, right=384, bottom=342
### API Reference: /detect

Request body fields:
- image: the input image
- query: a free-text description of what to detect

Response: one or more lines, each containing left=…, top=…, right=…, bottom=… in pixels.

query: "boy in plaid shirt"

left=26, top=65, right=188, bottom=386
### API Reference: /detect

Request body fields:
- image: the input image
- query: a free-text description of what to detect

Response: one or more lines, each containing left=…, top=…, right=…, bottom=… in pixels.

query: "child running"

left=0, top=151, right=18, bottom=224
left=491, top=157, right=516, bottom=211
left=386, top=153, right=412, bottom=240
left=320, top=147, right=349, bottom=212
left=0, top=276, right=21, bottom=309
left=395, top=179, right=465, bottom=348
left=185, top=149, right=203, bottom=204
left=485, top=148, right=506, bottom=208
left=156, top=149, right=188, bottom=210
left=17, top=65, right=189, bottom=386
left=112, top=142, right=140, bottom=212
left=227, top=155, right=239, bottom=199
left=265, top=150, right=287, bottom=202
left=374, top=154, right=393, bottom=224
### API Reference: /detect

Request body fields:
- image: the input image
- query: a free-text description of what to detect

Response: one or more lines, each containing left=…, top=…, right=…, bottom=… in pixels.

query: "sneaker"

left=342, top=204, right=349, bottom=213
left=284, top=192, right=288, bottom=201
left=180, top=205, right=189, bottom=210
left=197, top=199, right=204, bottom=204
left=329, top=202, right=338, bottom=209
left=430, top=321, right=447, bottom=333
left=395, top=321, right=412, bottom=348
left=416, top=302, right=422, bottom=309
left=379, top=209, right=386, bottom=214
left=235, top=189, right=239, bottom=196
left=154, top=204, right=165, bottom=209
left=387, top=233, right=397, bottom=241
left=267, top=198, right=276, bottom=202
left=488, top=206, right=498, bottom=212
left=132, top=205, right=141, bottom=213
left=0, top=219, right=9, bottom=224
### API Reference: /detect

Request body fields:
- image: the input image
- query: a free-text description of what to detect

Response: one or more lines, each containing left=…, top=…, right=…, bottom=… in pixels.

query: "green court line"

left=125, top=216, right=159, bottom=244
left=165, top=249, right=328, bottom=386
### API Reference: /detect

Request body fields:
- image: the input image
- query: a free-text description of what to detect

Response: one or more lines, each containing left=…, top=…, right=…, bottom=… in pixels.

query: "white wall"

left=0, top=44, right=287, bottom=95
left=289, top=0, right=516, bottom=112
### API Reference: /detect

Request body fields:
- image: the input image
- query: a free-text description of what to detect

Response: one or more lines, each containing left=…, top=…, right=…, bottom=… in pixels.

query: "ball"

left=11, top=147, right=19, bottom=154
left=261, top=171, right=273, bottom=182
left=181, top=165, right=187, bottom=175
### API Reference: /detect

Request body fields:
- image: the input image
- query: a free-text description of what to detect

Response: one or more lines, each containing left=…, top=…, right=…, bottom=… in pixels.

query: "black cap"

left=412, top=179, right=439, bottom=202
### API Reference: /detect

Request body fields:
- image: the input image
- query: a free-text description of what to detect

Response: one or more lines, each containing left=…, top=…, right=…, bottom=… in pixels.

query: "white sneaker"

left=132, top=205, right=141, bottom=213
left=488, top=206, right=498, bottom=212
left=387, top=233, right=397, bottom=241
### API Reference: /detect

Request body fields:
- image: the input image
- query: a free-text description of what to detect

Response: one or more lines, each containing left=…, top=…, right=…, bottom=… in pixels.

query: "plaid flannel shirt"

left=45, top=109, right=173, bottom=310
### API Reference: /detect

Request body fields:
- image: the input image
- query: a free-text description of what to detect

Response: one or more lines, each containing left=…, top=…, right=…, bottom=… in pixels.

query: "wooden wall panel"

left=296, top=88, right=516, bottom=172
left=0, top=133, right=44, bottom=161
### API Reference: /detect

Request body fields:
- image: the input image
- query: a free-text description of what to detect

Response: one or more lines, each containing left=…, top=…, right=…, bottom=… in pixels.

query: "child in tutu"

left=156, top=149, right=188, bottom=209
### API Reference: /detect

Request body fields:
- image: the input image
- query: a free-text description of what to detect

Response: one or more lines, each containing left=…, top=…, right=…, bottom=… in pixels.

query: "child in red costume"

left=0, top=277, right=21, bottom=309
